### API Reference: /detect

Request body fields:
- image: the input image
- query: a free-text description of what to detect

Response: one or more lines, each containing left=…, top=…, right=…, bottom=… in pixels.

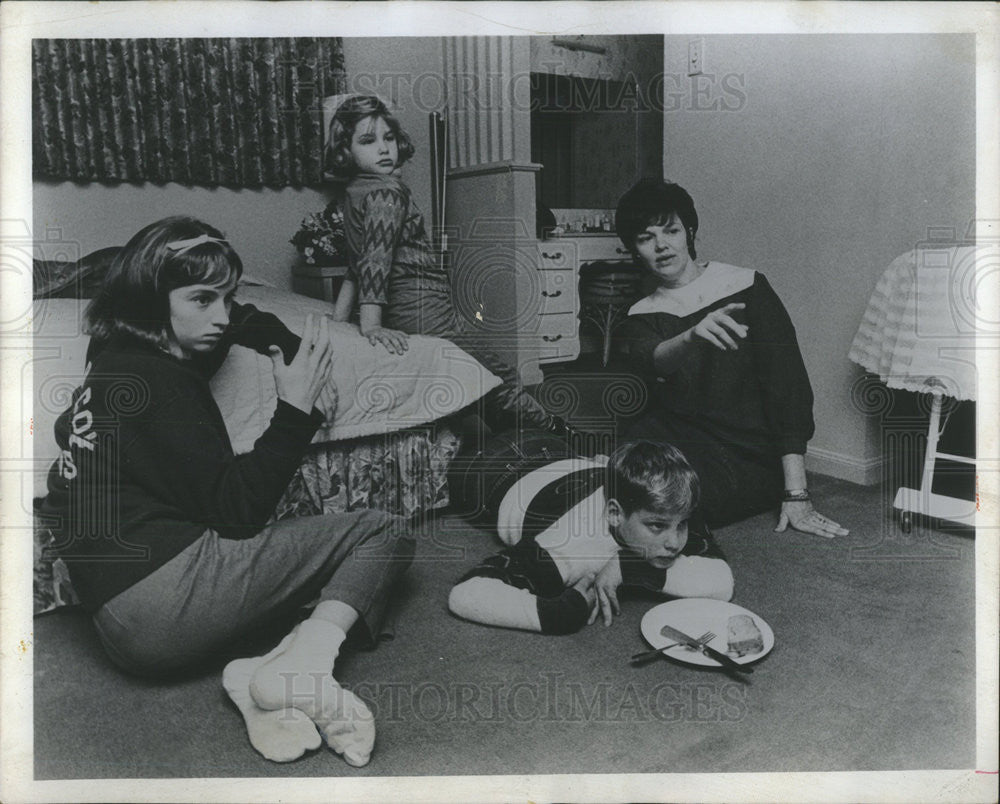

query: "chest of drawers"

left=532, top=236, right=635, bottom=367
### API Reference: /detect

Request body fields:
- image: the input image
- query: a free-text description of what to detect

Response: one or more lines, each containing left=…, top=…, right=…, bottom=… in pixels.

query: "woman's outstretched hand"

left=269, top=313, right=333, bottom=415
left=690, top=302, right=748, bottom=351
left=775, top=500, right=849, bottom=538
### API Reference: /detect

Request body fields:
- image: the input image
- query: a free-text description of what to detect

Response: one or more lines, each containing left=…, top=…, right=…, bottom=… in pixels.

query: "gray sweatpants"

left=93, top=510, right=414, bottom=676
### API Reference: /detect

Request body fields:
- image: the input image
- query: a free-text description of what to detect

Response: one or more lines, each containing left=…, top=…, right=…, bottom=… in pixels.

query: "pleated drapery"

left=32, top=38, right=346, bottom=187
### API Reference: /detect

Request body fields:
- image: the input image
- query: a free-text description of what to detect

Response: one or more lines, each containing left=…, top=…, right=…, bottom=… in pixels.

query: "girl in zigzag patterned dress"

left=325, top=94, right=572, bottom=438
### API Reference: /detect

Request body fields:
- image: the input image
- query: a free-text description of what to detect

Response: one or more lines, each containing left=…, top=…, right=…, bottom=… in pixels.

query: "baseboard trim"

left=806, top=446, right=884, bottom=486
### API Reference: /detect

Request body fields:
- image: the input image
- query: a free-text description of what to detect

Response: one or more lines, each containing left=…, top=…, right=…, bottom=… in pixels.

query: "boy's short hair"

left=324, top=95, right=416, bottom=177
left=85, top=216, right=242, bottom=352
left=605, top=439, right=700, bottom=516
left=615, top=179, right=699, bottom=258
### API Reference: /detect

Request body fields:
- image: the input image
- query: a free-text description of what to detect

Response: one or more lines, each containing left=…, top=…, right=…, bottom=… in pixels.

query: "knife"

left=659, top=624, right=754, bottom=674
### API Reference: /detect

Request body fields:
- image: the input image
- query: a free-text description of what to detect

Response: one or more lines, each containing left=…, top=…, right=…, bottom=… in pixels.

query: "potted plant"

left=290, top=200, right=348, bottom=266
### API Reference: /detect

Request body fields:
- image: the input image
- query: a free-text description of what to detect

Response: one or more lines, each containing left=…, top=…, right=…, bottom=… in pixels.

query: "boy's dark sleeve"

left=536, top=589, right=591, bottom=635
left=460, top=539, right=591, bottom=635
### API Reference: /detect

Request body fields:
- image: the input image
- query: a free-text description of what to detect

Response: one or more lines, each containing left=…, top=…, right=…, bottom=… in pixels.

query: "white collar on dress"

left=628, top=262, right=756, bottom=317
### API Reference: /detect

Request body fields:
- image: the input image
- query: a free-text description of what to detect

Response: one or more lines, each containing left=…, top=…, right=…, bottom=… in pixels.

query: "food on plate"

left=726, top=614, right=764, bottom=657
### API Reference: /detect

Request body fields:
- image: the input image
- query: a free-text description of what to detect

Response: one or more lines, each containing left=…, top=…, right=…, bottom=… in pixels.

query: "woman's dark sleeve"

left=618, top=314, right=670, bottom=375
left=746, top=275, right=815, bottom=455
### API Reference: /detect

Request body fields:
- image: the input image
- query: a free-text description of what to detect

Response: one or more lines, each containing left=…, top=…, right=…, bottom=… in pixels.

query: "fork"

left=630, top=631, right=715, bottom=664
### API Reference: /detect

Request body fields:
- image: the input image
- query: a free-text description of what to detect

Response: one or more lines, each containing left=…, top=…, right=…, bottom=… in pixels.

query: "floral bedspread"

left=33, top=423, right=461, bottom=615
left=271, top=423, right=461, bottom=521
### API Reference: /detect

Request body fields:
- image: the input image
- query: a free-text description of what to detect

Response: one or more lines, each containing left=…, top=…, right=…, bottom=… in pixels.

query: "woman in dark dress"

left=615, top=179, right=847, bottom=537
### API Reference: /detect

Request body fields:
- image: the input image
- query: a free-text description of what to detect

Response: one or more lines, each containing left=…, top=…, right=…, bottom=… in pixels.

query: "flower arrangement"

left=290, top=200, right=348, bottom=265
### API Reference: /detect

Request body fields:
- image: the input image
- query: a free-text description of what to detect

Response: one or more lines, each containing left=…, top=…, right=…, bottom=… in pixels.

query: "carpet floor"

left=33, top=474, right=977, bottom=779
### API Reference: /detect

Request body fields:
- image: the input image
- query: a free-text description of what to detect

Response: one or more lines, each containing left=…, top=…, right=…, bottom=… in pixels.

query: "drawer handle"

left=615, top=247, right=630, bottom=255
left=541, top=252, right=563, bottom=260
left=541, top=290, right=562, bottom=298
left=542, top=334, right=563, bottom=342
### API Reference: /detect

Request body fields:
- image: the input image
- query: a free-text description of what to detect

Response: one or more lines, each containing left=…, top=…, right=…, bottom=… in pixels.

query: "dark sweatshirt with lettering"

left=39, top=302, right=320, bottom=612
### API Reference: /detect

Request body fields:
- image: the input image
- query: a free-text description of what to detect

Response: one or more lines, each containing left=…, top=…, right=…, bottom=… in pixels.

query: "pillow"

left=217, top=284, right=502, bottom=451
left=33, top=246, right=121, bottom=299
left=32, top=287, right=502, bottom=495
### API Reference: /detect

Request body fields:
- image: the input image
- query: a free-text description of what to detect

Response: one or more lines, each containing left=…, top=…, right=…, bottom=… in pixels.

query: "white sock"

left=249, top=619, right=376, bottom=767
left=222, top=632, right=322, bottom=763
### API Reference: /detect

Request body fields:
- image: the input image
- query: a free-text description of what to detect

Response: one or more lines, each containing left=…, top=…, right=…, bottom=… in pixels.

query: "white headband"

left=166, top=234, right=228, bottom=254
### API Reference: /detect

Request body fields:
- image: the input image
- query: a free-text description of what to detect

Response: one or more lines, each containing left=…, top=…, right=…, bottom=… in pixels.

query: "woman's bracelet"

left=783, top=489, right=811, bottom=502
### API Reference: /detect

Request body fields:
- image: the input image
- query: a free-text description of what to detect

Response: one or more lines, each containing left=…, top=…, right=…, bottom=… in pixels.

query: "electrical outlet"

left=688, top=38, right=704, bottom=76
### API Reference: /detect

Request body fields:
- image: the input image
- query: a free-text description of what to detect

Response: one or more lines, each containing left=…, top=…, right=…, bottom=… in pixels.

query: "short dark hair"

left=615, top=179, right=699, bottom=258
left=324, top=95, right=416, bottom=178
left=605, top=439, right=700, bottom=517
left=85, top=216, right=242, bottom=351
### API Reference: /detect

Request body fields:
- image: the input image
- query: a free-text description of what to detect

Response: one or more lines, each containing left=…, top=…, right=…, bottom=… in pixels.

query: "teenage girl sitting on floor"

left=39, top=216, right=414, bottom=766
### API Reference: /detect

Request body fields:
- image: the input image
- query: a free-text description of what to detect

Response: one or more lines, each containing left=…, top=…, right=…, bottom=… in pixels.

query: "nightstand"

left=291, top=262, right=348, bottom=304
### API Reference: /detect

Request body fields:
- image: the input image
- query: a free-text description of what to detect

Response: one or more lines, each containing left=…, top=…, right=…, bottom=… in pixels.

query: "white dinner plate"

left=640, top=598, right=775, bottom=667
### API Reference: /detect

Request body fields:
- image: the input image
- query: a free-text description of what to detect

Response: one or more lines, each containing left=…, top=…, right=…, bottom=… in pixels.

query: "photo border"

left=2, top=2, right=997, bottom=802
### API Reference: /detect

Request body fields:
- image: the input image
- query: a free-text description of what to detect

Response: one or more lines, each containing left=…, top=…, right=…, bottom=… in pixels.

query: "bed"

left=31, top=270, right=501, bottom=613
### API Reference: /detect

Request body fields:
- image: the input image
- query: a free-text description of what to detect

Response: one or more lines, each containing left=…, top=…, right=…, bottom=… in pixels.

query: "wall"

left=661, top=34, right=975, bottom=483
left=33, top=182, right=327, bottom=290
left=33, top=37, right=446, bottom=291
left=344, top=37, right=445, bottom=225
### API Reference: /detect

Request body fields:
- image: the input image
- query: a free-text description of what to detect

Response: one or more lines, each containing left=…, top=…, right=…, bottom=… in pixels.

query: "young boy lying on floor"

left=448, top=440, right=734, bottom=634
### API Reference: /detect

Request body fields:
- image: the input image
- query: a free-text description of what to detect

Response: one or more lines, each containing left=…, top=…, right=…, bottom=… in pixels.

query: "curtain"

left=32, top=38, right=346, bottom=187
